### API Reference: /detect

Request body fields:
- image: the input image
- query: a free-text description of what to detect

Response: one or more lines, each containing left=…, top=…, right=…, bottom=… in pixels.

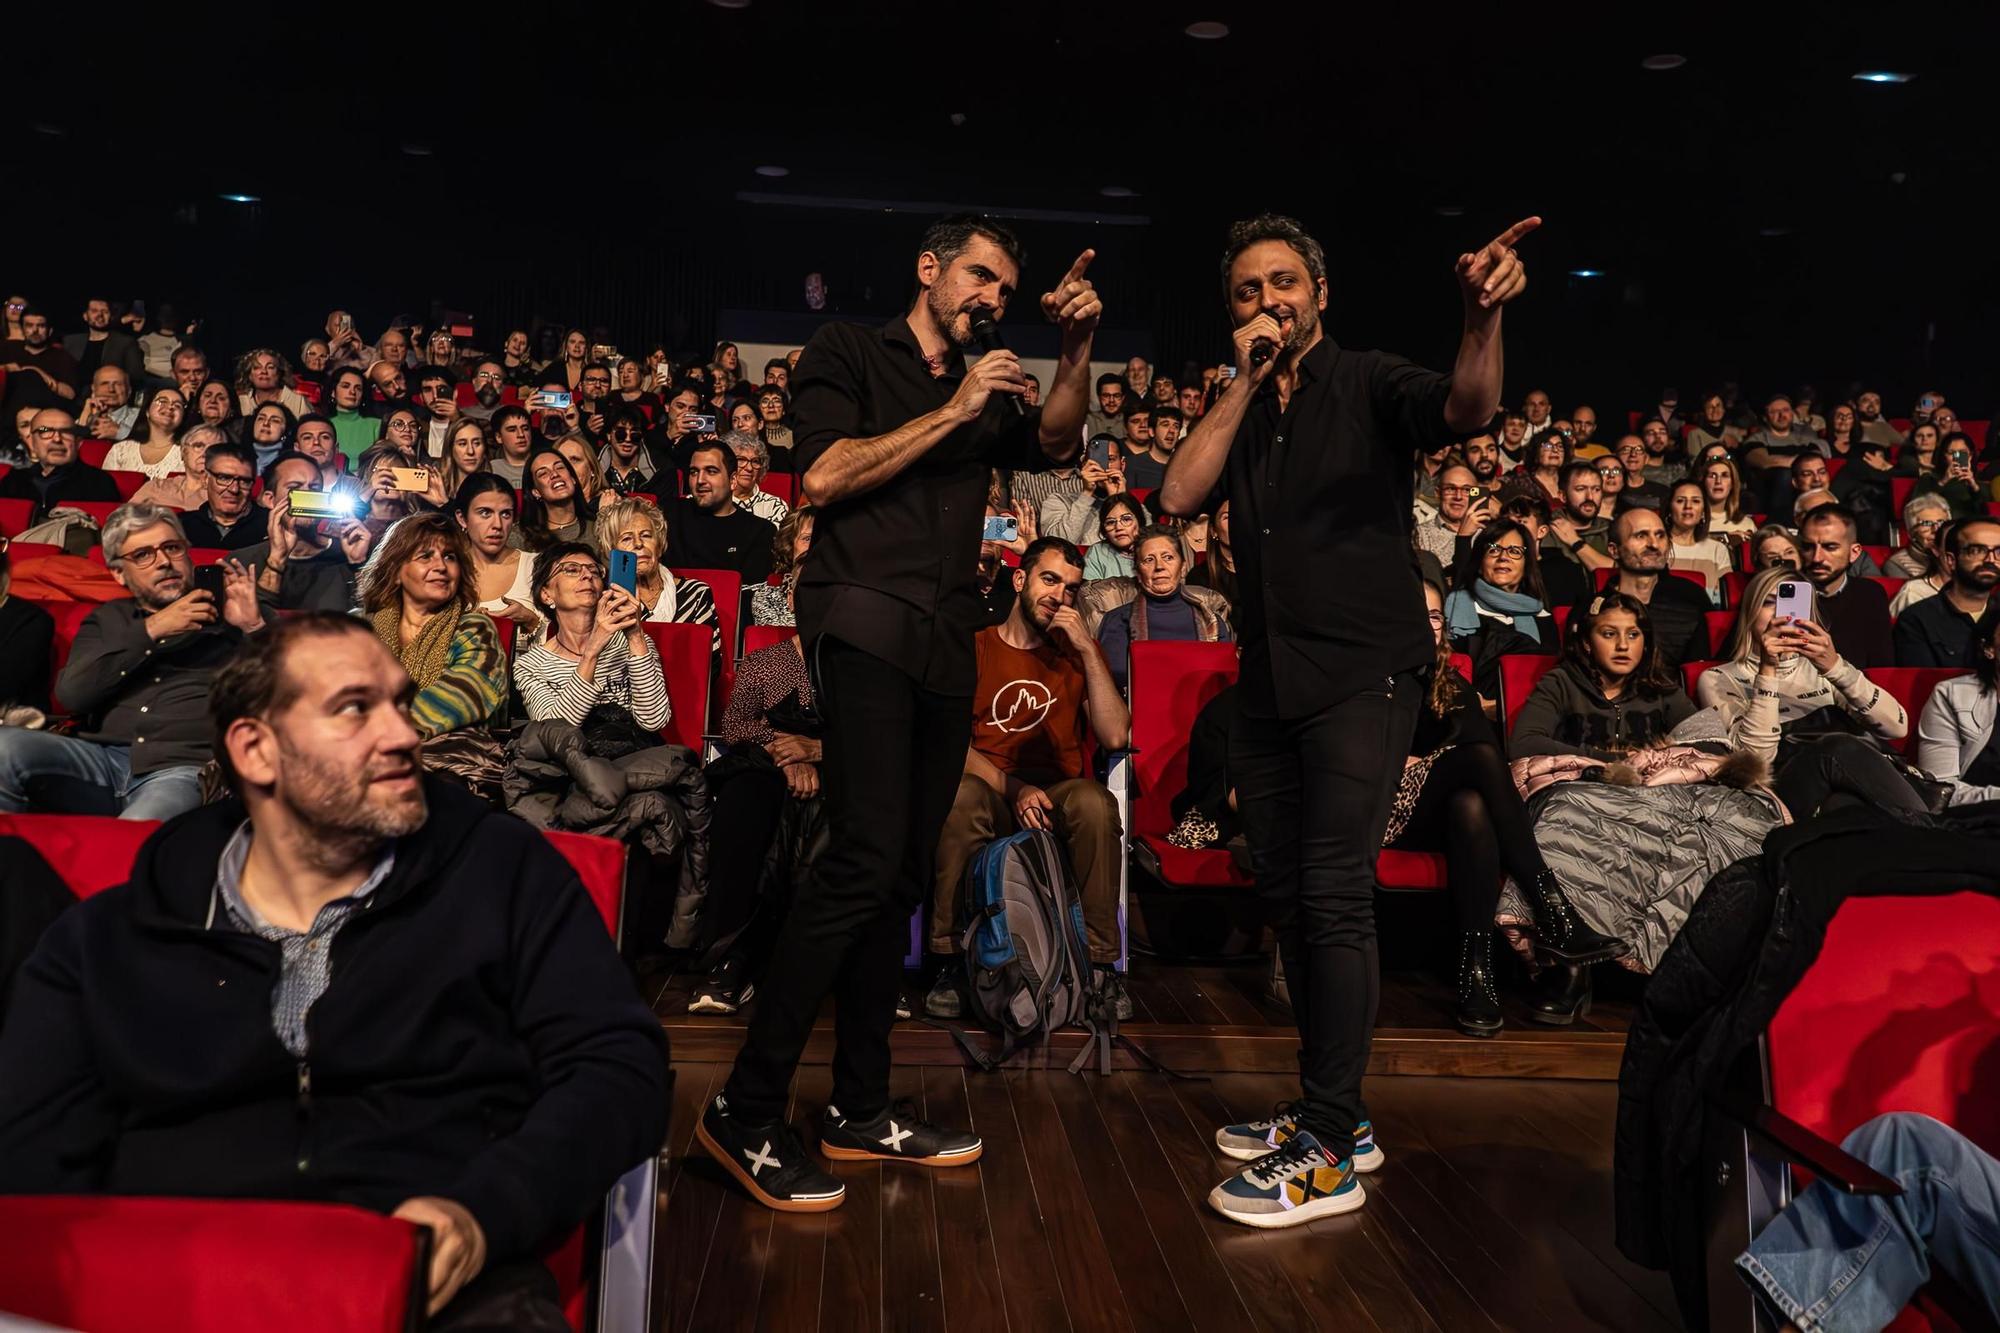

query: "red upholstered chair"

left=188, top=546, right=229, bottom=566
left=107, top=469, right=148, bottom=499
left=4, top=540, right=62, bottom=560
left=0, top=813, right=159, bottom=895
left=1825, top=456, right=1847, bottom=482
left=490, top=612, right=516, bottom=658
left=1705, top=892, right=2000, bottom=1333
left=1869, top=575, right=1907, bottom=605
left=762, top=471, right=795, bottom=504
left=742, top=623, right=792, bottom=657
left=78, top=439, right=112, bottom=468
left=1498, top=652, right=1560, bottom=735
left=1866, top=667, right=1959, bottom=756
left=1127, top=641, right=1247, bottom=892
left=0, top=497, right=33, bottom=537
left=671, top=566, right=739, bottom=720
left=1705, top=609, right=1735, bottom=657
left=1682, top=659, right=1720, bottom=700
left=640, top=620, right=714, bottom=754
left=1551, top=603, right=1571, bottom=639
left=1891, top=476, right=1917, bottom=526
left=48, top=599, right=110, bottom=714
left=1723, top=570, right=1748, bottom=607
left=65, top=498, right=123, bottom=527
left=1861, top=544, right=1893, bottom=570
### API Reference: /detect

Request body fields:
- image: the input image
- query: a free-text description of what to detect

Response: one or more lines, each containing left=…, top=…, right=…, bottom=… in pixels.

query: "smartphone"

left=334, top=312, right=352, bottom=334
left=1774, top=580, right=1815, bottom=626
left=288, top=489, right=364, bottom=521
left=981, top=515, right=1019, bottom=544
left=390, top=467, right=431, bottom=492
left=191, top=564, right=228, bottom=601
left=688, top=414, right=717, bottom=435
left=1223, top=365, right=1238, bottom=379
left=607, top=548, right=639, bottom=595
left=541, top=391, right=573, bottom=411
left=1467, top=485, right=1488, bottom=503
left=1086, top=436, right=1115, bottom=468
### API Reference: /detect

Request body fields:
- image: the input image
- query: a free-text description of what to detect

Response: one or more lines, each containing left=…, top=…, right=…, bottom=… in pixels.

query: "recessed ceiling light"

left=707, top=0, right=752, bottom=8
left=1100, top=185, right=1137, bottom=198
left=1434, top=205, right=1466, bottom=217
left=1853, top=70, right=1913, bottom=84
left=218, top=193, right=261, bottom=204
left=1185, top=20, right=1229, bottom=39
left=1640, top=53, right=1686, bottom=71
left=1889, top=171, right=1908, bottom=184
left=949, top=112, right=967, bottom=126
left=754, top=165, right=789, bottom=177
left=1568, top=269, right=1604, bottom=278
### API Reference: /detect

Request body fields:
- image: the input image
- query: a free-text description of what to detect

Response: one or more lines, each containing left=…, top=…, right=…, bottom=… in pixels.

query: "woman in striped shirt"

left=513, top=540, right=672, bottom=731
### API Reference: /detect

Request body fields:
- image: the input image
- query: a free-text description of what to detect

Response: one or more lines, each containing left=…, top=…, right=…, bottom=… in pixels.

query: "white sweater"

left=1696, top=655, right=1907, bottom=764
left=1916, top=674, right=2000, bottom=805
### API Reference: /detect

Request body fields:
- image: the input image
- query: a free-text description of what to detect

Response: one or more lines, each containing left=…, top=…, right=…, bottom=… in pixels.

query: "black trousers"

left=1229, top=674, right=1420, bottom=1159
left=702, top=762, right=788, bottom=956
left=724, top=637, right=971, bottom=1123
left=1773, top=733, right=1928, bottom=820
left=1388, top=742, right=1545, bottom=932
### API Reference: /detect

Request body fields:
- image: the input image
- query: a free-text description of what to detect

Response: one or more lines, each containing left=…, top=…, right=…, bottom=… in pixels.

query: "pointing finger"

left=1489, top=216, right=1543, bottom=250
left=1060, top=248, right=1097, bottom=285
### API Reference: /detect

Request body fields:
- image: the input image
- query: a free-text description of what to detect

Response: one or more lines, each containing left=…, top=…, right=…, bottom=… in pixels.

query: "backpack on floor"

left=952, top=827, right=1093, bottom=1068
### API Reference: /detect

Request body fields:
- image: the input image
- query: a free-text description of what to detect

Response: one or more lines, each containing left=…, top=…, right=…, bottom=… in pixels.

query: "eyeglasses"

left=1486, top=543, right=1528, bottom=559
left=1959, top=544, right=1998, bottom=563
left=118, top=539, right=188, bottom=569
left=551, top=562, right=601, bottom=580
left=386, top=419, right=417, bottom=432
left=1911, top=518, right=1946, bottom=532
left=29, top=425, right=77, bottom=440
left=474, top=370, right=502, bottom=382
left=613, top=426, right=639, bottom=439
left=208, top=472, right=254, bottom=489
left=1439, top=484, right=1473, bottom=496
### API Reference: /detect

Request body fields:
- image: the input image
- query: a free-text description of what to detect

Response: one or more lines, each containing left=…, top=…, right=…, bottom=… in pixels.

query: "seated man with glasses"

left=178, top=439, right=269, bottom=550
left=1896, top=518, right=2000, bottom=668
left=0, top=408, right=122, bottom=522
left=462, top=359, right=516, bottom=423
left=0, top=502, right=264, bottom=819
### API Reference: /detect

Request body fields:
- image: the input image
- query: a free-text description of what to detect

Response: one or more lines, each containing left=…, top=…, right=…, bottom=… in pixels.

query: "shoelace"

left=1245, top=1100, right=1298, bottom=1131
left=1246, top=1133, right=1326, bottom=1187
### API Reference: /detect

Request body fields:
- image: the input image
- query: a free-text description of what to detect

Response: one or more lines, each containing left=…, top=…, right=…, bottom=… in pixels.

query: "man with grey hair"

left=78, top=364, right=139, bottom=442
left=0, top=502, right=263, bottom=818
left=725, top=431, right=790, bottom=526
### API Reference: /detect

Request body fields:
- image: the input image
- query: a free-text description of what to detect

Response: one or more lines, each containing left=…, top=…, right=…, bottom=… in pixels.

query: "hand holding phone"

left=981, top=515, right=1020, bottom=544
left=390, top=467, right=431, bottom=493
left=1773, top=579, right=1815, bottom=627
left=607, top=547, right=639, bottom=594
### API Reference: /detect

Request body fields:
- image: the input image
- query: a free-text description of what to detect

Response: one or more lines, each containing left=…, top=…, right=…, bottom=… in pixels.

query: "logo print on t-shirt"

left=989, top=679, right=1054, bottom=733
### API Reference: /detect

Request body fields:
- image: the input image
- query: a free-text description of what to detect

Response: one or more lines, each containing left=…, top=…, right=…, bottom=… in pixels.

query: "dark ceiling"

left=5, top=3, right=1995, bottom=412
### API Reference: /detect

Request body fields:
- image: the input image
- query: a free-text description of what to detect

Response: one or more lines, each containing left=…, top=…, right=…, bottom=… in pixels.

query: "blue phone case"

left=609, top=549, right=639, bottom=593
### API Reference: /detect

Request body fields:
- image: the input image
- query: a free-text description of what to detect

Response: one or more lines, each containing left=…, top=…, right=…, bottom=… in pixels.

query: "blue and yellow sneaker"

left=1207, top=1131, right=1365, bottom=1228
left=1215, top=1108, right=1385, bottom=1173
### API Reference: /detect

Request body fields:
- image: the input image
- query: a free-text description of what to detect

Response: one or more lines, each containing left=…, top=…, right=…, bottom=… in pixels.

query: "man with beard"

left=1087, top=373, right=1126, bottom=439
left=1895, top=518, right=2000, bottom=667
left=367, top=358, right=409, bottom=409
left=1568, top=403, right=1604, bottom=459
left=1795, top=503, right=1893, bottom=667
left=0, top=308, right=81, bottom=415
left=923, top=538, right=1130, bottom=1018
left=1854, top=388, right=1904, bottom=450
left=0, top=408, right=122, bottom=520
left=663, top=441, right=775, bottom=583
left=63, top=297, right=144, bottom=385
left=700, top=214, right=1097, bottom=1214
left=462, top=359, right=512, bottom=423
left=575, top=361, right=615, bottom=444
left=1461, top=428, right=1505, bottom=484
left=1162, top=211, right=1619, bottom=1230
left=241, top=452, right=373, bottom=613
left=1557, top=461, right=1611, bottom=554
left=1600, top=506, right=1712, bottom=669
left=1621, top=430, right=1674, bottom=506
left=414, top=367, right=459, bottom=459
left=0, top=502, right=262, bottom=818
left=0, top=614, right=671, bottom=1329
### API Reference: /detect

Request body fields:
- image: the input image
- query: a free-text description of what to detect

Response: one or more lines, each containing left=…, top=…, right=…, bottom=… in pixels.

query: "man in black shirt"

left=179, top=439, right=269, bottom=551
left=1600, top=507, right=1713, bottom=669
left=1163, top=213, right=1622, bottom=1230
left=664, top=442, right=775, bottom=583
left=0, top=310, right=82, bottom=417
left=0, top=409, right=121, bottom=521
left=702, top=215, right=1098, bottom=1214
left=1800, top=504, right=1893, bottom=669
left=1895, top=518, right=2000, bottom=667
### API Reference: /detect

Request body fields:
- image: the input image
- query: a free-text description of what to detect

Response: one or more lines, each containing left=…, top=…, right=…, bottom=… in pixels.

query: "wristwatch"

left=1567, top=539, right=1586, bottom=554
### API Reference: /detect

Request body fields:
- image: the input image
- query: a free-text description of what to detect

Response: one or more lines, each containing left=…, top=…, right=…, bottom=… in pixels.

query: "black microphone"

left=1249, top=336, right=1277, bottom=367
left=968, top=305, right=1024, bottom=415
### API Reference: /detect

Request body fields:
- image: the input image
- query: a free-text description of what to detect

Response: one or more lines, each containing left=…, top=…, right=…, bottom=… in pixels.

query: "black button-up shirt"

left=1223, top=338, right=1456, bottom=718
left=793, top=317, right=1049, bottom=695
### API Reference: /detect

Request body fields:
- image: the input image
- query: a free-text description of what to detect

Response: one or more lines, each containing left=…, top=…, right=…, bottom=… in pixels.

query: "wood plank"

left=922, top=1067, right=1010, bottom=1333
left=751, top=1068, right=829, bottom=1333
left=1037, top=1072, right=1197, bottom=1333
left=1123, top=968, right=1193, bottom=1024
left=812, top=1063, right=882, bottom=1333
left=877, top=1066, right=947, bottom=1333
left=659, top=1063, right=732, bottom=1333
left=1180, top=966, right=1268, bottom=1026
left=962, top=1069, right=1074, bottom=1333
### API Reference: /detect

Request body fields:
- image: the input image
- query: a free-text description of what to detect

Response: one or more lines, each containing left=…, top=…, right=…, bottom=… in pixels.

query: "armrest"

left=1715, top=1095, right=1903, bottom=1197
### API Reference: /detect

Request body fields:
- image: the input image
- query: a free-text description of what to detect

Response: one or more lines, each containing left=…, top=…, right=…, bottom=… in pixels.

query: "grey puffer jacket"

left=503, top=721, right=712, bottom=949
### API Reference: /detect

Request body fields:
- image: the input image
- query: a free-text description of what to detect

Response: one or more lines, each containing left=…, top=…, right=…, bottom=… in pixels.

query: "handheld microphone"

left=967, top=305, right=1025, bottom=415
left=1249, top=337, right=1277, bottom=367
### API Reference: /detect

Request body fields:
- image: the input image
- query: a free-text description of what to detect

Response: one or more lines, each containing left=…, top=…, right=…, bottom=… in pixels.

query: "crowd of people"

left=2, top=281, right=1999, bottom=1322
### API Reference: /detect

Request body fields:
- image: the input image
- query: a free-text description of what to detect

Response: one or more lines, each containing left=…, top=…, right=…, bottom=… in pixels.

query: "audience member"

left=512, top=446, right=594, bottom=553
left=436, top=419, right=489, bottom=501
left=325, top=366, right=376, bottom=462
left=240, top=452, right=372, bottom=613
left=0, top=503, right=261, bottom=819
left=1501, top=494, right=1587, bottom=608
left=1187, top=496, right=1238, bottom=610
left=1915, top=604, right=2000, bottom=805
left=1600, top=507, right=1714, bottom=669
left=0, top=308, right=81, bottom=416
left=922, top=539, right=1131, bottom=1019
left=1445, top=519, right=1556, bottom=702
left=1086, top=373, right=1125, bottom=439
left=1684, top=392, right=1738, bottom=456
left=452, top=474, right=538, bottom=630
left=1510, top=591, right=1697, bottom=759
left=60, top=298, right=143, bottom=387
left=1829, top=435, right=1897, bottom=544
left=1461, top=430, right=1505, bottom=486
left=726, top=434, right=790, bottom=526
left=593, top=496, right=720, bottom=652
left=105, top=386, right=187, bottom=482
left=665, top=442, right=776, bottom=582
left=1749, top=523, right=1803, bottom=572
left=755, top=386, right=793, bottom=456
left=750, top=505, right=814, bottom=627
left=1415, top=463, right=1491, bottom=569
left=1895, top=518, right=2000, bottom=668
left=77, top=364, right=139, bottom=443
left=0, top=613, right=671, bottom=1327
left=1124, top=405, right=1182, bottom=490
left=0, top=542, right=54, bottom=714
left=1699, top=455, right=1756, bottom=540
left=598, top=409, right=657, bottom=497
left=234, top=348, right=312, bottom=419
left=1500, top=428, right=1569, bottom=511
left=1119, top=401, right=1153, bottom=461
left=1040, top=445, right=1127, bottom=546
left=290, top=412, right=343, bottom=488
left=486, top=405, right=534, bottom=487
left=1911, top=432, right=1984, bottom=520
left=0, top=408, right=122, bottom=522
left=1888, top=494, right=1952, bottom=580
left=1086, top=524, right=1233, bottom=692
left=176, top=438, right=266, bottom=549
left=515, top=542, right=671, bottom=731
left=1082, top=491, right=1148, bottom=581
left=1797, top=503, right=1893, bottom=667
left=1665, top=479, right=1731, bottom=602
left=552, top=432, right=605, bottom=508
left=1743, top=392, right=1827, bottom=511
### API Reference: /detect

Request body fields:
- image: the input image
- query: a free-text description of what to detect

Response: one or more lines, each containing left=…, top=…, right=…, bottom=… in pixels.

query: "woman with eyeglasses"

left=598, top=408, right=657, bottom=496
left=438, top=418, right=490, bottom=501
left=102, top=387, right=186, bottom=481
left=132, top=422, right=225, bottom=512
left=1443, top=519, right=1555, bottom=704
left=513, top=541, right=671, bottom=731
left=1082, top=492, right=1149, bottom=581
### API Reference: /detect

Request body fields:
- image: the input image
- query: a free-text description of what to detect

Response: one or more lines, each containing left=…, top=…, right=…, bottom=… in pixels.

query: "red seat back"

left=1723, top=569, right=1748, bottom=606
left=1498, top=653, right=1560, bottom=734
left=640, top=620, right=713, bottom=753
left=48, top=599, right=110, bottom=713
left=108, top=469, right=148, bottom=499
left=763, top=472, right=795, bottom=504
left=542, top=828, right=626, bottom=941
left=742, top=623, right=792, bottom=657
left=0, top=497, right=32, bottom=537
left=1891, top=476, right=1917, bottom=523
left=491, top=613, right=516, bottom=657
left=1704, top=609, right=1734, bottom=656
left=1866, top=667, right=1960, bottom=755
left=1448, top=650, right=1473, bottom=681
left=1869, top=575, right=1906, bottom=605
left=188, top=547, right=229, bottom=567
left=1129, top=641, right=1238, bottom=840
left=672, top=566, right=739, bottom=718
left=1861, top=543, right=1892, bottom=569
left=0, top=813, right=159, bottom=897
left=66, top=499, right=123, bottom=526
left=1682, top=659, right=1720, bottom=699
left=77, top=440, right=112, bottom=469
left=0, top=1197, right=428, bottom=1333
left=1551, top=604, right=1571, bottom=639
left=1768, top=893, right=2000, bottom=1160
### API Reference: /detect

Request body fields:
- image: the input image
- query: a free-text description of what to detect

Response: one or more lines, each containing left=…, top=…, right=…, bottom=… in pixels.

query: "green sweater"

left=330, top=409, right=377, bottom=465
left=407, top=611, right=507, bottom=739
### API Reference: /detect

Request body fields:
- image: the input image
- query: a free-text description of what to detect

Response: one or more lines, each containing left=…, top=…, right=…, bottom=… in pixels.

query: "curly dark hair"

left=1220, top=213, right=1326, bottom=297
left=917, top=214, right=1026, bottom=275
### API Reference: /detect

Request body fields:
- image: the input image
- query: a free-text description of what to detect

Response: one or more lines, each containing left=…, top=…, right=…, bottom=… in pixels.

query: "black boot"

left=1525, top=870, right=1630, bottom=965
left=1527, top=962, right=1592, bottom=1026
left=1455, top=931, right=1503, bottom=1038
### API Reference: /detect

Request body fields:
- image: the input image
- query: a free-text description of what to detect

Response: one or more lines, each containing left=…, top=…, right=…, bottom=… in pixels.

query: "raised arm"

left=1032, top=249, right=1102, bottom=459
left=1445, top=216, right=1540, bottom=432
left=1159, top=314, right=1278, bottom=517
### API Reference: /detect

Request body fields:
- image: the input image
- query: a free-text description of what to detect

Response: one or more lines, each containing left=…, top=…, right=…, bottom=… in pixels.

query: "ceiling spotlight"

left=706, top=0, right=752, bottom=8
left=1185, top=20, right=1229, bottom=39
left=1640, top=53, right=1686, bottom=71
left=1853, top=70, right=1913, bottom=84
left=1434, top=204, right=1466, bottom=217
left=754, top=165, right=789, bottom=178
left=1568, top=269, right=1605, bottom=278
left=1100, top=185, right=1138, bottom=198
left=218, top=193, right=261, bottom=204
left=949, top=112, right=967, bottom=126
left=1889, top=171, right=1908, bottom=185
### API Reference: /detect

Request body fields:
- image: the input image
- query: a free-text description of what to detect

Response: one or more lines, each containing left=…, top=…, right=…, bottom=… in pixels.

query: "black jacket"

left=0, top=777, right=671, bottom=1263
left=1613, top=803, right=2000, bottom=1329
left=58, top=601, right=246, bottom=774
left=0, top=460, right=121, bottom=522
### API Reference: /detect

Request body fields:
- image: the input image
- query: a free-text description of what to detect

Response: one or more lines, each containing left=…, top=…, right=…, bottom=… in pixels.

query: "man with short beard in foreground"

left=0, top=615, right=671, bottom=1330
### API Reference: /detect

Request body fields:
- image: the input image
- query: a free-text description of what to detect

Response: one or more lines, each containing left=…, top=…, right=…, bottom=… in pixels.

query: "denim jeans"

left=1737, top=1112, right=2000, bottom=1332
left=0, top=728, right=205, bottom=821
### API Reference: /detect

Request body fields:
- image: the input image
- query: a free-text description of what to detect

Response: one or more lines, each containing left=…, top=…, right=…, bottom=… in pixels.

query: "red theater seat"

left=673, top=566, right=739, bottom=717
left=1127, top=641, right=1246, bottom=889
left=1869, top=575, right=1906, bottom=604
left=742, top=623, right=792, bottom=657
left=641, top=620, right=714, bottom=754
left=78, top=439, right=112, bottom=469
left=1705, top=609, right=1734, bottom=656
left=1682, top=659, right=1719, bottom=699
left=48, top=599, right=110, bottom=711
left=1498, top=652, right=1560, bottom=734
left=107, top=469, right=149, bottom=499
left=65, top=499, right=123, bottom=527
left=763, top=471, right=795, bottom=504
left=1866, top=667, right=1958, bottom=756
left=0, top=497, right=33, bottom=537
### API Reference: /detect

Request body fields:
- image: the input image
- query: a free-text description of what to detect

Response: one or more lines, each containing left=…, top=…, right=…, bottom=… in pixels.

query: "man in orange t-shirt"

left=924, top=537, right=1133, bottom=1019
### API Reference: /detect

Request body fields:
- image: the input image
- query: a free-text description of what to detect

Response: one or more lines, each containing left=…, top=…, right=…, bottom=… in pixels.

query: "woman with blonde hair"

left=593, top=494, right=719, bottom=648
left=1699, top=455, right=1756, bottom=540
left=439, top=417, right=491, bottom=500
